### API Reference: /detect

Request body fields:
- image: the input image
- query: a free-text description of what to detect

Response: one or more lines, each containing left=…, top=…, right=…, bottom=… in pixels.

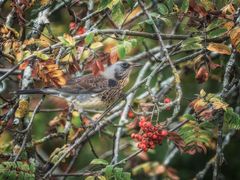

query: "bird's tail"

left=16, top=88, right=59, bottom=95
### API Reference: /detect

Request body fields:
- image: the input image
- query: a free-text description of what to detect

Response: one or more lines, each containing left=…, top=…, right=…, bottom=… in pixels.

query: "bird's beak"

left=130, top=63, right=143, bottom=68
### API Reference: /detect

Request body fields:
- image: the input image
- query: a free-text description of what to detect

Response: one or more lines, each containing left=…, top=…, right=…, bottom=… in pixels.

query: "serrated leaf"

left=112, top=2, right=125, bottom=26
left=117, top=45, right=126, bottom=59
left=90, top=159, right=109, bottom=166
left=224, top=108, right=240, bottom=129
left=158, top=3, right=169, bottom=15
left=85, top=33, right=94, bottom=45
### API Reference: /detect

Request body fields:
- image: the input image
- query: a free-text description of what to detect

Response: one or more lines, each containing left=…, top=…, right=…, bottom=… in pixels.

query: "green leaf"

left=206, top=19, right=225, bottom=31
left=33, top=51, right=49, bottom=60
left=181, top=37, right=203, bottom=50
left=158, top=3, right=169, bottom=15
left=122, top=172, right=131, bottom=180
left=104, top=165, right=113, bottom=179
left=183, top=114, right=196, bottom=121
left=126, top=0, right=135, bottom=8
left=182, top=43, right=203, bottom=50
left=182, top=37, right=203, bottom=46
left=112, top=2, right=125, bottom=26
left=85, top=33, right=94, bottom=45
left=90, top=158, right=109, bottom=166
left=85, top=176, right=95, bottom=180
left=98, top=0, right=111, bottom=10
left=129, top=39, right=137, bottom=48
left=114, top=167, right=124, bottom=179
left=166, top=0, right=174, bottom=12
left=207, top=28, right=227, bottom=38
left=181, top=0, right=189, bottom=13
left=224, top=108, right=240, bottom=129
left=117, top=45, right=126, bottom=59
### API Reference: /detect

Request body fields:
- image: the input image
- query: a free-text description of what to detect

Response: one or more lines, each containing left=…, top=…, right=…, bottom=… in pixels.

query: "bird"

left=16, top=61, right=141, bottom=111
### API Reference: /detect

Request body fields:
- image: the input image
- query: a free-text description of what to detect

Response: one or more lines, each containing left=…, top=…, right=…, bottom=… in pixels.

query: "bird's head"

left=102, top=61, right=142, bottom=80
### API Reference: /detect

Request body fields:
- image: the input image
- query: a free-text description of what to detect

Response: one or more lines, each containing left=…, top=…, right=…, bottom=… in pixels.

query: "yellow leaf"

left=80, top=49, right=90, bottom=61
left=61, top=53, right=73, bottom=62
left=200, top=89, right=206, bottom=97
left=207, top=43, right=231, bottom=55
left=40, top=0, right=51, bottom=5
left=90, top=42, right=103, bottom=50
left=230, top=27, right=240, bottom=47
left=209, top=97, right=228, bottom=110
left=33, top=51, right=50, bottom=60
left=63, top=33, right=75, bottom=46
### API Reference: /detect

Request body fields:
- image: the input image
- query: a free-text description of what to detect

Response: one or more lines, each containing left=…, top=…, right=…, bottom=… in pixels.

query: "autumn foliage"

left=0, top=0, right=239, bottom=179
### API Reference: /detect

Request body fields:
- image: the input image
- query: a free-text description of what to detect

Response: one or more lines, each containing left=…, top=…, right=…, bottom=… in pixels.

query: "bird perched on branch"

left=17, top=61, right=141, bottom=111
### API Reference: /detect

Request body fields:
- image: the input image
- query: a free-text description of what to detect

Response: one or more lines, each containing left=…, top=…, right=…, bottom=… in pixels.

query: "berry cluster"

left=164, top=98, right=171, bottom=110
left=131, top=117, right=168, bottom=152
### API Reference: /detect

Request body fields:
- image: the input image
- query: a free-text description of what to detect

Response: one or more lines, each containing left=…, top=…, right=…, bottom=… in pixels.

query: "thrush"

left=17, top=61, right=141, bottom=111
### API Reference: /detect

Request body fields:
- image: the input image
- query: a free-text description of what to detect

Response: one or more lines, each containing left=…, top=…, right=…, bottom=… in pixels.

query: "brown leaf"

left=36, top=60, right=66, bottom=87
left=207, top=43, right=231, bottom=55
left=230, top=28, right=240, bottom=47
left=221, top=3, right=235, bottom=15
left=189, top=0, right=208, bottom=17
left=195, top=65, right=209, bottom=83
left=223, top=21, right=235, bottom=31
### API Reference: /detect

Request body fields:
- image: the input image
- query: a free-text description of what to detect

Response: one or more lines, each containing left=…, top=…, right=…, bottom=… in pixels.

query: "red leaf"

left=96, top=60, right=104, bottom=72
left=69, top=22, right=76, bottom=30
left=92, top=61, right=99, bottom=76
left=76, top=27, right=86, bottom=35
left=195, top=65, right=209, bottom=83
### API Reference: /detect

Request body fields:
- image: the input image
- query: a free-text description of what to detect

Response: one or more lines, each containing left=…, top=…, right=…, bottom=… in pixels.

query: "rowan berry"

left=161, top=130, right=168, bottom=136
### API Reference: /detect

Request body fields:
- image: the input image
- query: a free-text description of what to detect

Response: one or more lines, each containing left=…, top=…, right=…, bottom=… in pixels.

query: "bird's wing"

left=59, top=74, right=118, bottom=94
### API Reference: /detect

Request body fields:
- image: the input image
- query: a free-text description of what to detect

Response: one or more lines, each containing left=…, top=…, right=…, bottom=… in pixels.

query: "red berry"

left=131, top=133, right=136, bottom=139
left=143, top=134, right=148, bottom=138
left=147, top=132, right=153, bottom=137
left=152, top=134, right=158, bottom=139
left=149, top=141, right=154, bottom=146
left=136, top=134, right=142, bottom=141
left=76, top=27, right=86, bottom=35
left=161, top=130, right=168, bottom=136
left=164, top=98, right=171, bottom=103
left=128, top=111, right=135, bottom=118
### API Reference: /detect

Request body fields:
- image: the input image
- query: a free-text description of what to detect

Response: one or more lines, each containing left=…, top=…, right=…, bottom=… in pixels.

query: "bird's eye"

left=121, top=62, right=129, bottom=68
